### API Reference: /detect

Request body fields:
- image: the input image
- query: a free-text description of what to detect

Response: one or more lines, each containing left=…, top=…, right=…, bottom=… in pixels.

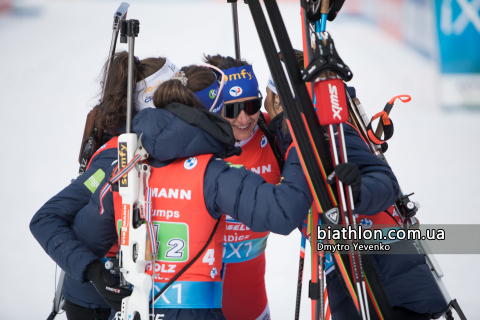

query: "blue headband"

left=194, top=72, right=225, bottom=115
left=223, top=65, right=259, bottom=101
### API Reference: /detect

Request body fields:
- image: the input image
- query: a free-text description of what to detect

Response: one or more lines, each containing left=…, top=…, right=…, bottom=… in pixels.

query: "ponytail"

left=153, top=65, right=216, bottom=110
left=153, top=80, right=200, bottom=109
left=94, top=51, right=166, bottom=134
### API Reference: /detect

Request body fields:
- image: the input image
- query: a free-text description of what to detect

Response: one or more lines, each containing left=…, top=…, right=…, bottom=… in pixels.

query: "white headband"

left=134, top=57, right=179, bottom=110
left=266, top=60, right=295, bottom=98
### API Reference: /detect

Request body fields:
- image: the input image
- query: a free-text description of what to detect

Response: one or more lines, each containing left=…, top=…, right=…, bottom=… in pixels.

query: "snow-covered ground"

left=1, top=0, right=479, bottom=319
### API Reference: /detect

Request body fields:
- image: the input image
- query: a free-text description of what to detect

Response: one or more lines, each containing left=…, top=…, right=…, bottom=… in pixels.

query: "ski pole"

left=300, top=0, right=315, bottom=97
left=346, top=93, right=420, bottom=224
left=46, top=268, right=66, bottom=320
left=312, top=5, right=370, bottom=315
left=294, top=222, right=307, bottom=320
left=228, top=0, right=241, bottom=60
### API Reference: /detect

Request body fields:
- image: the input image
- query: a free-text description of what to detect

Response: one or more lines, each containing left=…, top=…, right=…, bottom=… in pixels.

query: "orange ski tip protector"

left=388, top=94, right=411, bottom=105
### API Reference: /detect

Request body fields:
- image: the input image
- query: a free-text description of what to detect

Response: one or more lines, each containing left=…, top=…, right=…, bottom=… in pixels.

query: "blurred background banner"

left=435, top=0, right=480, bottom=110
left=342, top=0, right=480, bottom=110
left=341, top=0, right=437, bottom=57
left=0, top=0, right=12, bottom=14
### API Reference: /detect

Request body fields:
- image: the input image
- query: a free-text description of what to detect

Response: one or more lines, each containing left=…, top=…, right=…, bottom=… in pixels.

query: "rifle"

left=46, top=3, right=129, bottom=320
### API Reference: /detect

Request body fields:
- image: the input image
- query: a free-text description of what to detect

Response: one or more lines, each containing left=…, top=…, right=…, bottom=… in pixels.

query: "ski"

left=299, top=2, right=399, bottom=318
left=246, top=0, right=397, bottom=319
left=246, top=0, right=360, bottom=317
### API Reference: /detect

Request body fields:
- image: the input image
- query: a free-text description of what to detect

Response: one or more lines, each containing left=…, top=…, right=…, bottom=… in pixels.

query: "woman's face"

left=223, top=96, right=261, bottom=141
left=264, top=87, right=282, bottom=120
left=264, top=87, right=276, bottom=120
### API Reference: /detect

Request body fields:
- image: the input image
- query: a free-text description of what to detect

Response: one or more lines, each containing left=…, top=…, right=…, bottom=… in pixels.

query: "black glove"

left=86, top=261, right=132, bottom=311
left=327, top=0, right=345, bottom=21
left=333, top=163, right=362, bottom=202
left=307, top=0, right=345, bottom=22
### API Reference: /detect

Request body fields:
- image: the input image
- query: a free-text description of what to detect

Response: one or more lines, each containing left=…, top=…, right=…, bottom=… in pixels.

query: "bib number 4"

left=202, top=249, right=215, bottom=265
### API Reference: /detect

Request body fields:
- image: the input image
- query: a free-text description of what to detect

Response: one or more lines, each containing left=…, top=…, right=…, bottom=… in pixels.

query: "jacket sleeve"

left=267, top=110, right=399, bottom=216
left=204, top=147, right=313, bottom=235
left=29, top=149, right=117, bottom=283
left=341, top=124, right=399, bottom=215
left=72, top=166, right=118, bottom=266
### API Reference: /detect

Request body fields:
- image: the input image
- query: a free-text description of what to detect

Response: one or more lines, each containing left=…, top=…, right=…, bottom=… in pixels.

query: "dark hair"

left=203, top=54, right=250, bottom=70
left=153, top=65, right=216, bottom=110
left=94, top=51, right=166, bottom=133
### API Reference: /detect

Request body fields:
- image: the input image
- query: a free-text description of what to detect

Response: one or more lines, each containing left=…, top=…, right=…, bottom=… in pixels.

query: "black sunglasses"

left=224, top=92, right=263, bottom=119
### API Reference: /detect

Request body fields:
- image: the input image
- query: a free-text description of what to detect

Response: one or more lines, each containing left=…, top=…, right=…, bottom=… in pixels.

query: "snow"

left=1, top=0, right=479, bottom=319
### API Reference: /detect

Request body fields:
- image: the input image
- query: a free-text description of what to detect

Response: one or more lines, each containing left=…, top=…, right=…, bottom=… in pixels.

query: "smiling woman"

left=203, top=54, right=286, bottom=320
left=223, top=92, right=263, bottom=141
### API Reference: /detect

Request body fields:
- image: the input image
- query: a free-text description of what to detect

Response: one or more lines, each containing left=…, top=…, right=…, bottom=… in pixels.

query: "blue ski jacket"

left=267, top=86, right=446, bottom=318
left=30, top=145, right=119, bottom=309
left=31, top=98, right=401, bottom=315
left=70, top=104, right=314, bottom=256
left=30, top=103, right=315, bottom=311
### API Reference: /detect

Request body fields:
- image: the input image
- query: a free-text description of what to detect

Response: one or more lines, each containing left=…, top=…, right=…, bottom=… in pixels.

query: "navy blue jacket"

left=30, top=102, right=401, bottom=313
left=30, top=146, right=118, bottom=309
left=268, top=112, right=399, bottom=216
left=71, top=105, right=314, bottom=259
left=268, top=103, right=446, bottom=317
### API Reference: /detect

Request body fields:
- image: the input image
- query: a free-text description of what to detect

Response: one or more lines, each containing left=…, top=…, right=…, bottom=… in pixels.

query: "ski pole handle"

left=320, top=0, right=330, bottom=14
left=228, top=0, right=241, bottom=59
left=374, top=95, right=411, bottom=142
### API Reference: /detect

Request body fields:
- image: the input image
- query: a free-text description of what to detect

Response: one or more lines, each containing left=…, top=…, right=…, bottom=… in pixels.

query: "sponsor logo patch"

left=210, top=267, right=218, bottom=279
left=329, top=83, right=342, bottom=120
left=184, top=157, right=197, bottom=170
left=325, top=207, right=340, bottom=224
left=83, top=169, right=105, bottom=193
left=105, top=286, right=120, bottom=294
left=151, top=188, right=191, bottom=200
left=209, top=88, right=217, bottom=99
left=360, top=218, right=373, bottom=229
left=118, top=142, right=128, bottom=187
left=229, top=86, right=243, bottom=97
left=121, top=204, right=131, bottom=246
left=261, top=135, right=268, bottom=148
left=211, top=101, right=224, bottom=114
